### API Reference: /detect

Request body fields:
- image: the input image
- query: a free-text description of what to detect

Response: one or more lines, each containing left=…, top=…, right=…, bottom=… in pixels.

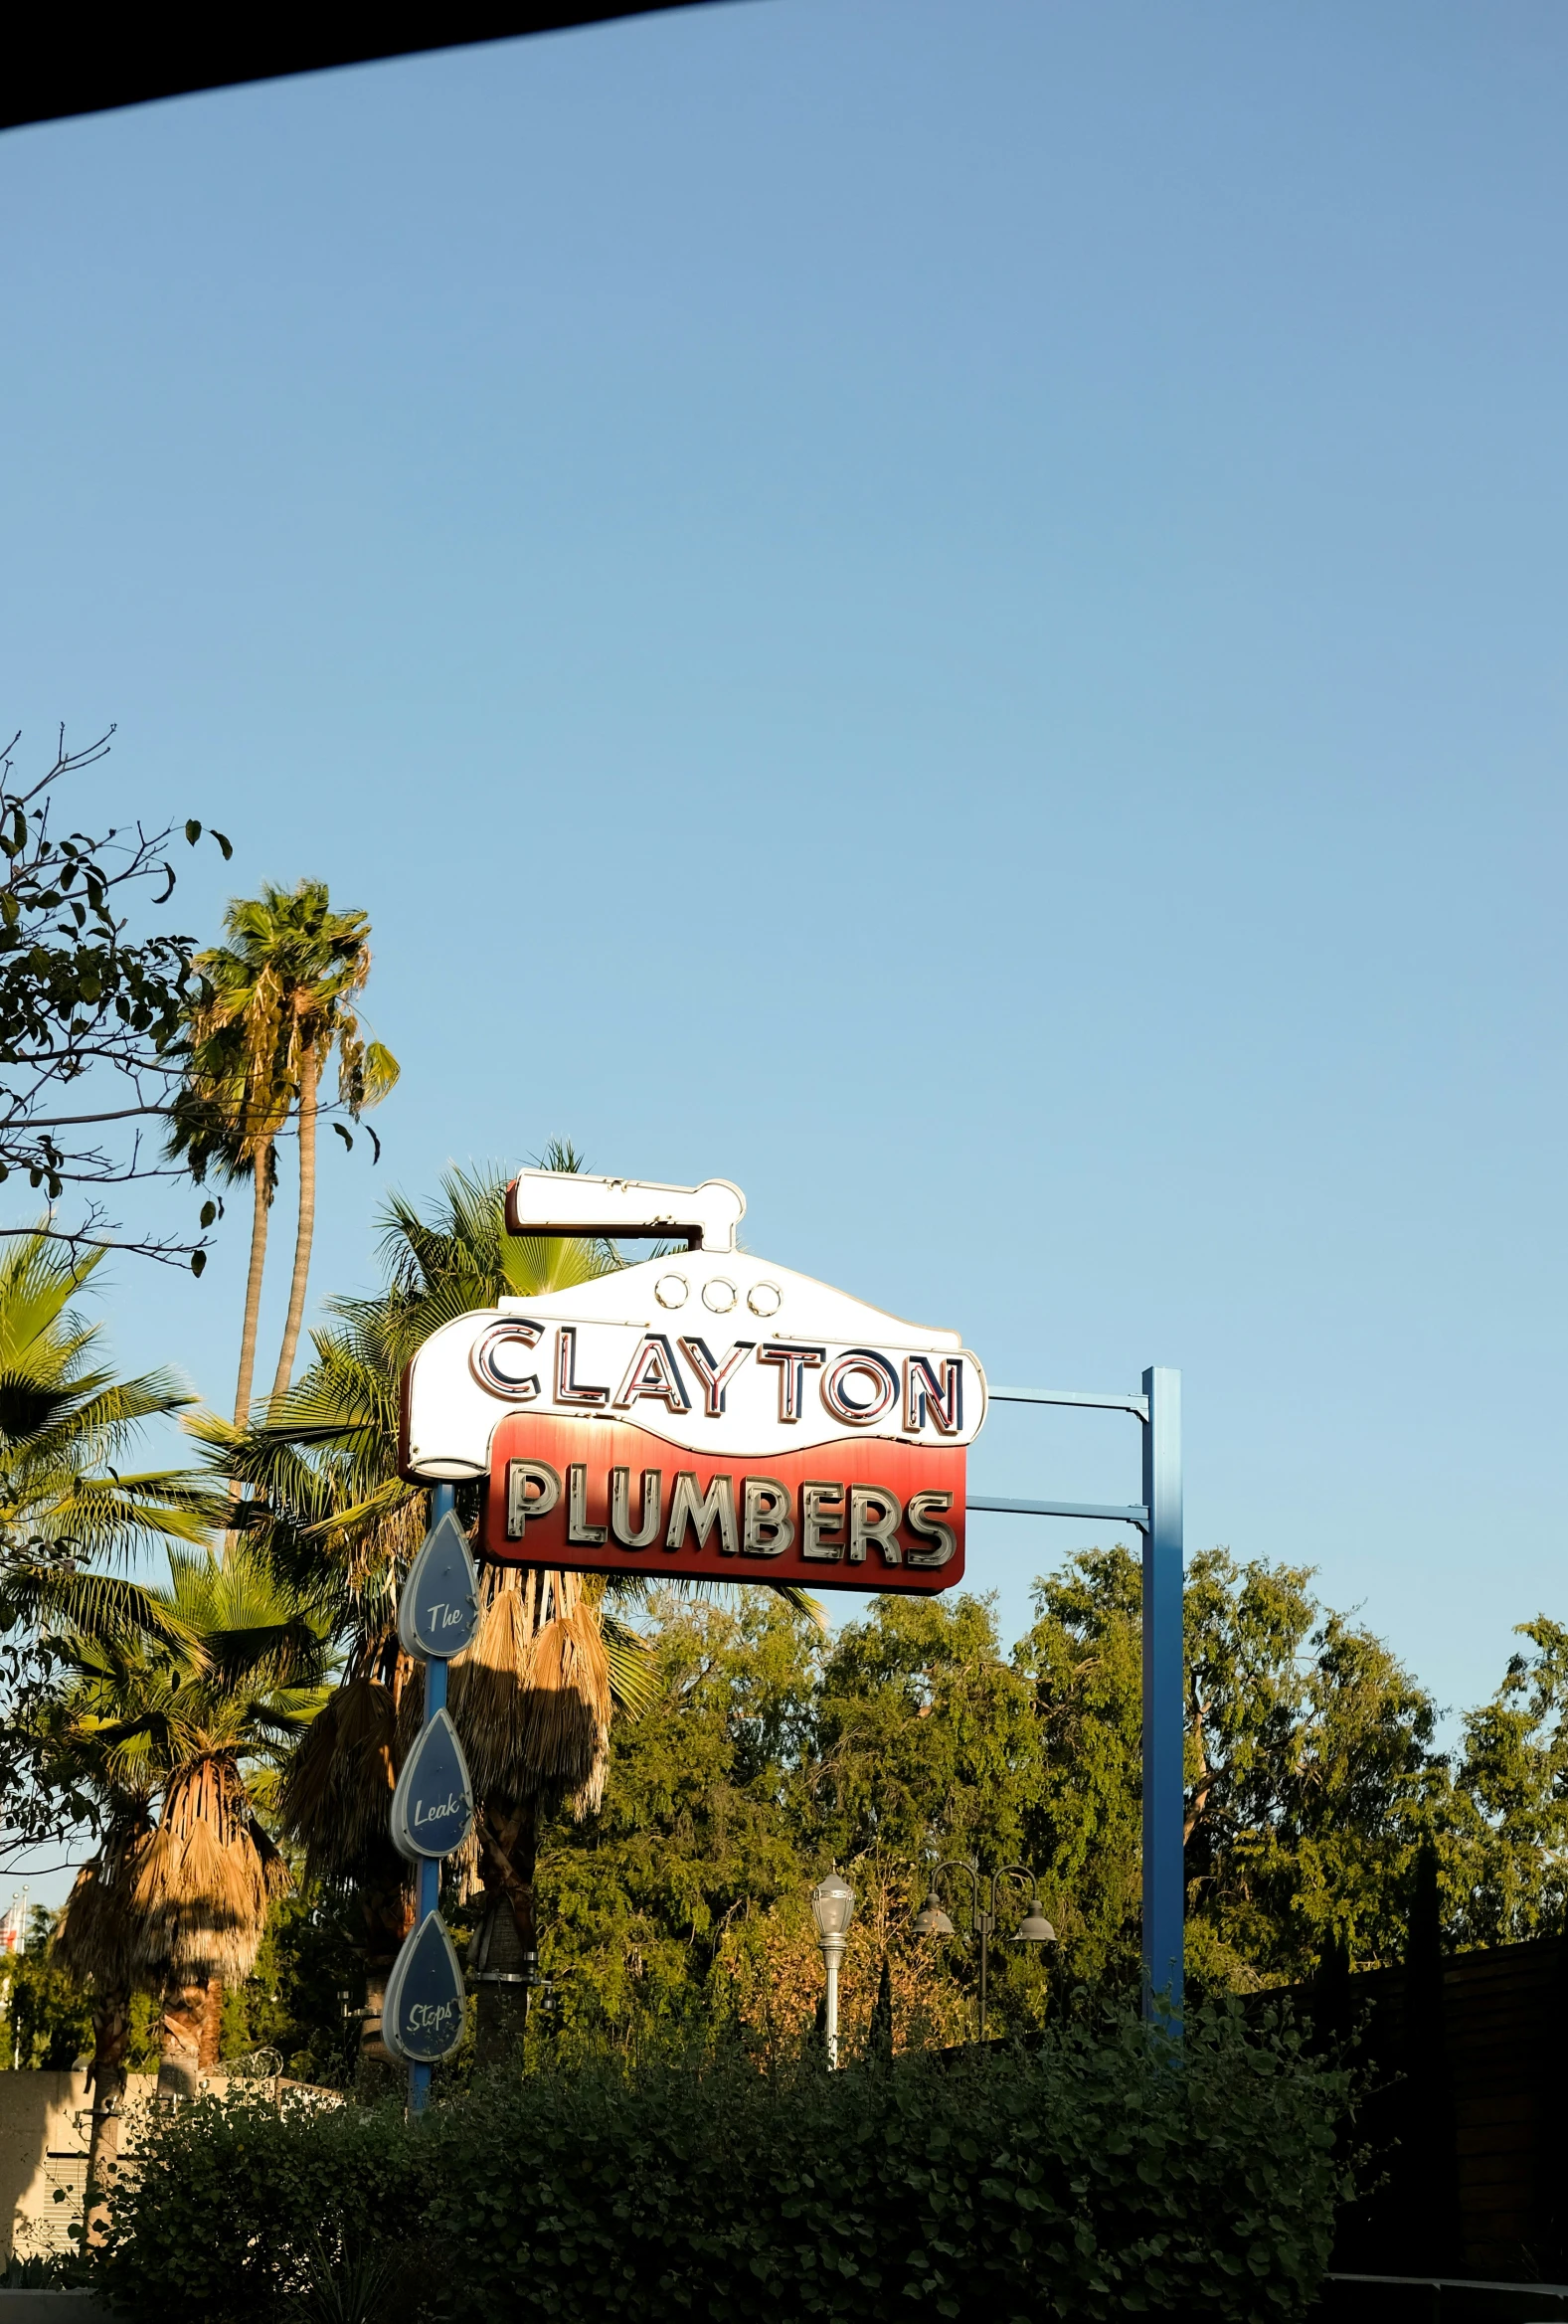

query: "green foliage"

left=26, top=1545, right=1568, bottom=2085
left=2, top=1907, right=91, bottom=2067
left=1017, top=1547, right=1144, bottom=1989
left=815, top=1588, right=1041, bottom=1868
left=0, top=1231, right=224, bottom=1856
left=98, top=2084, right=427, bottom=2320
left=501, top=1550, right=1568, bottom=2068
left=216, top=1890, right=363, bottom=2086
left=537, top=1590, right=818, bottom=2054
left=0, top=726, right=230, bottom=1262
left=96, top=2007, right=1348, bottom=2324
left=1445, top=1615, right=1568, bottom=1944
left=1179, top=1548, right=1444, bottom=1981
left=171, top=878, right=399, bottom=1196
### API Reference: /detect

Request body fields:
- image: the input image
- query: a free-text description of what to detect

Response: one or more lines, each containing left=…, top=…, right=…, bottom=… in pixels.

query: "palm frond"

left=9, top=1567, right=196, bottom=1657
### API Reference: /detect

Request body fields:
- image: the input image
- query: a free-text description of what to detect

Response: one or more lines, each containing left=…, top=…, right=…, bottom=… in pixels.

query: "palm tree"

left=49, top=1793, right=154, bottom=2226
left=171, top=882, right=398, bottom=1429
left=0, top=1231, right=242, bottom=2191
left=0, top=1229, right=223, bottom=1597
left=168, top=945, right=293, bottom=1433
left=51, top=1543, right=329, bottom=2102
left=258, top=883, right=399, bottom=1405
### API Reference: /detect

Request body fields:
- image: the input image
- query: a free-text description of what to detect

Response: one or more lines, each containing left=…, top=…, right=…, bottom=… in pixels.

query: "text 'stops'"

left=383, top=1911, right=466, bottom=2065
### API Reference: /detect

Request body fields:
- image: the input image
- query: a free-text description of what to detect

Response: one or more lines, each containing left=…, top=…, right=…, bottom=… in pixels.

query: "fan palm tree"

left=0, top=1232, right=226, bottom=1720
left=49, top=1791, right=155, bottom=2231
left=51, top=1542, right=330, bottom=2104
left=0, top=1227, right=227, bottom=1907
left=0, top=1231, right=220, bottom=1576
left=167, top=947, right=293, bottom=1433
left=170, top=882, right=399, bottom=1429
left=257, top=883, right=399, bottom=1405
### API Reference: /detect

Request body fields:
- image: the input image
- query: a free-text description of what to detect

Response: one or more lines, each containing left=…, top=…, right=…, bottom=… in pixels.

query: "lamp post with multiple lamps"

left=914, top=1861, right=1056, bottom=2046
left=810, top=1872, right=856, bottom=2069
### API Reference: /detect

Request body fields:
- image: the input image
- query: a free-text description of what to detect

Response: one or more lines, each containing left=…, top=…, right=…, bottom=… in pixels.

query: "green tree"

left=1016, top=1545, right=1144, bottom=1990
left=529, top=1546, right=1472, bottom=2055
left=537, top=1589, right=818, bottom=2055
left=4, top=1906, right=92, bottom=2069
left=1447, top=1616, right=1568, bottom=1945
left=1181, top=1546, right=1441, bottom=1983
left=0, top=1229, right=223, bottom=1862
left=259, top=885, right=398, bottom=1403
left=535, top=1589, right=1048, bottom=2057
left=0, top=725, right=232, bottom=1266
left=1015, top=1544, right=1444, bottom=1991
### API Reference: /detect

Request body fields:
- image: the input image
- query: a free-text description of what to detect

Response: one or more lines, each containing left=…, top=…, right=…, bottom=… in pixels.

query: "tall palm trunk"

left=158, top=1980, right=207, bottom=2101
left=270, top=1046, right=320, bottom=1405
left=198, top=1975, right=224, bottom=2072
left=84, top=1990, right=129, bottom=2240
left=232, top=1145, right=274, bottom=1429
left=474, top=1800, right=540, bottom=2064
left=354, top=1871, right=415, bottom=2101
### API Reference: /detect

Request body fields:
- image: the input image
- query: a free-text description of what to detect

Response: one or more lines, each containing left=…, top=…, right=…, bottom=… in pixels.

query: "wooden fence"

left=1303, top=1932, right=1568, bottom=2281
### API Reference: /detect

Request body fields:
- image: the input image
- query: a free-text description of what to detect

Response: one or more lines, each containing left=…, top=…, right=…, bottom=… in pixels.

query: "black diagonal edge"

left=2, top=1, right=739, bottom=134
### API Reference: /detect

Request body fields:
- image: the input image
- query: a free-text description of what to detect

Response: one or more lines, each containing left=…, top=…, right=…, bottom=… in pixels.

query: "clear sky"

left=2, top=0, right=1565, bottom=1891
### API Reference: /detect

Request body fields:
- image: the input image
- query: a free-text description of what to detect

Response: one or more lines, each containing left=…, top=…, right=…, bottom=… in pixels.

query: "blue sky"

left=2, top=0, right=1565, bottom=1877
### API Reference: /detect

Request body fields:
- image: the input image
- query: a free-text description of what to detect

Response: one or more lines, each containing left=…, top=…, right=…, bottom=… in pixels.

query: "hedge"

left=95, top=2002, right=1347, bottom=2323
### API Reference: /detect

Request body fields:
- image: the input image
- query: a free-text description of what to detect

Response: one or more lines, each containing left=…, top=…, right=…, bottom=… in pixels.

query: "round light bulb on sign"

left=398, top=1511, right=480, bottom=1662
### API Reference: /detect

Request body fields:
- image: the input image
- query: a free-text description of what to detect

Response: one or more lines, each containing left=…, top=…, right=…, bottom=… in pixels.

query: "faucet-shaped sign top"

left=398, top=1510, right=480, bottom=1662
left=391, top=1708, right=474, bottom=1862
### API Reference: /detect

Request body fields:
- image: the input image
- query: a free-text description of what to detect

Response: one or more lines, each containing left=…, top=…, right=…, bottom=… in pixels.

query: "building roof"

left=3, top=2, right=734, bottom=134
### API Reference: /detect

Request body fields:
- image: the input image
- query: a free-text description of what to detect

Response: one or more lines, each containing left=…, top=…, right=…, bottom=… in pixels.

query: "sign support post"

left=391, top=1172, right=1182, bottom=2032
left=408, top=1482, right=455, bottom=2118
left=969, top=1369, right=1183, bottom=2029
left=1139, top=1367, right=1182, bottom=2028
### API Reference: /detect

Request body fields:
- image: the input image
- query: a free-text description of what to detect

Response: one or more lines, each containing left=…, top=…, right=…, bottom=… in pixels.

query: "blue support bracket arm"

left=966, top=1369, right=1184, bottom=2031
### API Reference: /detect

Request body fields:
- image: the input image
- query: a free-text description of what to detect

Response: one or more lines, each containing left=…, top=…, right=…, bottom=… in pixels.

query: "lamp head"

left=810, top=1872, right=856, bottom=1942
left=913, top=1889, right=956, bottom=1939
left=1013, top=1896, right=1057, bottom=1944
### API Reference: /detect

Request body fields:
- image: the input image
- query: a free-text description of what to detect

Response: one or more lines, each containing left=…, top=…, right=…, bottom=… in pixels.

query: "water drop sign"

left=391, top=1708, right=474, bottom=1862
left=384, top=1911, right=466, bottom=2065
left=398, top=1510, right=480, bottom=1660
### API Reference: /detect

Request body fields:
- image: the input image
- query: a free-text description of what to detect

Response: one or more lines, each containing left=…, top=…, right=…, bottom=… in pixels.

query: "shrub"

left=96, top=2002, right=1347, bottom=2324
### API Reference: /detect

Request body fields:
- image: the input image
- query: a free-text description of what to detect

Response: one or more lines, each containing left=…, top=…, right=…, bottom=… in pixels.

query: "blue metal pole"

left=1140, top=1367, right=1184, bottom=2029
left=408, top=1483, right=456, bottom=2116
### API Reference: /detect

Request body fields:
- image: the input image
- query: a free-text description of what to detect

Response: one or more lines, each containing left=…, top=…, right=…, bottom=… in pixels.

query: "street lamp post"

left=810, top=1872, right=856, bottom=2069
left=914, top=1861, right=1055, bottom=2045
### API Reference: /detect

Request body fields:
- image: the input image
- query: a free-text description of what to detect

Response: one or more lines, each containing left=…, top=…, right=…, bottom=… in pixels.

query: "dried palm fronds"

left=440, top=1564, right=610, bottom=1813
left=127, top=1754, right=287, bottom=1985
left=280, top=1674, right=403, bottom=1879
left=521, top=1603, right=611, bottom=1814
left=51, top=1813, right=155, bottom=1990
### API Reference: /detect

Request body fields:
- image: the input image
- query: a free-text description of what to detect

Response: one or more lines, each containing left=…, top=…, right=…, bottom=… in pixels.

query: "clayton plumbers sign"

left=398, top=1170, right=985, bottom=1594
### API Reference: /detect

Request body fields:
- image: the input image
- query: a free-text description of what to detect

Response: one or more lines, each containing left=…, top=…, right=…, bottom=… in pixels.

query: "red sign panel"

left=480, top=1411, right=964, bottom=1595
